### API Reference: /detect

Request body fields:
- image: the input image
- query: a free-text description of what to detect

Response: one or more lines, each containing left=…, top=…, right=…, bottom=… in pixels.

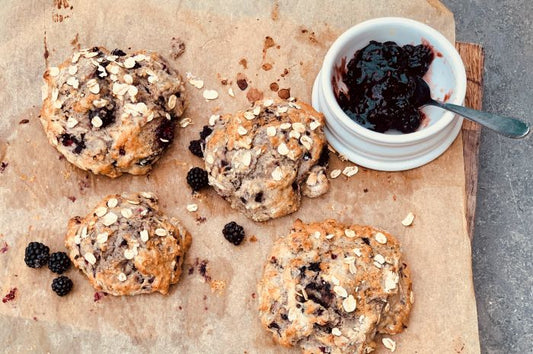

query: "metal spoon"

left=413, top=77, right=530, bottom=139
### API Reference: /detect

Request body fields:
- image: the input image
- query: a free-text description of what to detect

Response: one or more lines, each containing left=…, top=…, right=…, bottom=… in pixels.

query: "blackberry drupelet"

left=188, top=139, right=204, bottom=158
left=222, top=221, right=245, bottom=246
left=199, top=125, right=213, bottom=140
left=51, top=276, right=73, bottom=296
left=24, top=242, right=50, bottom=268
left=186, top=167, right=209, bottom=191
left=48, top=252, right=71, bottom=274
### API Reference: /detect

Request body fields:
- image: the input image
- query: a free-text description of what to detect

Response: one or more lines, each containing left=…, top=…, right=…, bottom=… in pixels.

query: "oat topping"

left=334, top=285, right=348, bottom=298
left=342, top=295, right=357, bottom=312
left=155, top=228, right=168, bottom=236
left=140, top=229, right=149, bottom=242
left=121, top=208, right=133, bottom=218
left=342, top=165, right=359, bottom=177
left=49, top=66, right=60, bottom=76
left=266, top=126, right=277, bottom=137
left=375, top=232, right=387, bottom=244
left=331, top=328, right=342, bottom=336
left=344, top=229, right=356, bottom=238
left=96, top=232, right=109, bottom=244
left=271, top=166, right=283, bottom=181
left=94, top=206, right=108, bottom=217
left=84, top=252, right=96, bottom=265
left=118, top=273, right=127, bottom=282
left=102, top=212, right=118, bottom=226
left=107, top=198, right=118, bottom=208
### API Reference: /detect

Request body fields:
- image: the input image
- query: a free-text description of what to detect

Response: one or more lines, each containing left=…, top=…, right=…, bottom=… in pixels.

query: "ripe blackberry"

left=222, top=222, right=245, bottom=246
left=24, top=242, right=50, bottom=268
left=51, top=276, right=73, bottom=296
left=186, top=167, right=209, bottom=191
left=188, top=139, right=204, bottom=158
left=48, top=252, right=71, bottom=274
left=199, top=125, right=213, bottom=140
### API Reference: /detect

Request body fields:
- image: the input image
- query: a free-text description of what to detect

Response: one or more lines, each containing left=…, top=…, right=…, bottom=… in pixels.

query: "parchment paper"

left=0, top=1, right=480, bottom=353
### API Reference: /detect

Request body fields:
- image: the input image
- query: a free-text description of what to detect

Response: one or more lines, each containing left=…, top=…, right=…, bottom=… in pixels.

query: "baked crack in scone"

left=204, top=98, right=330, bottom=222
left=40, top=47, right=186, bottom=177
left=258, top=219, right=412, bottom=353
left=65, top=192, right=191, bottom=296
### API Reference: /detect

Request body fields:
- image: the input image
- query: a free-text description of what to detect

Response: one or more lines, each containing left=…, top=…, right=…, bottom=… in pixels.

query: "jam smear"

left=338, top=40, right=434, bottom=133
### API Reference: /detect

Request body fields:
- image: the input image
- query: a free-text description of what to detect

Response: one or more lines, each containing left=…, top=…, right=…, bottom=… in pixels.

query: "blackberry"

left=24, top=242, right=50, bottom=268
left=199, top=125, right=213, bottom=140
left=188, top=139, right=204, bottom=158
left=51, top=276, right=73, bottom=296
left=186, top=167, right=209, bottom=191
left=222, top=221, right=245, bottom=246
left=48, top=252, right=71, bottom=274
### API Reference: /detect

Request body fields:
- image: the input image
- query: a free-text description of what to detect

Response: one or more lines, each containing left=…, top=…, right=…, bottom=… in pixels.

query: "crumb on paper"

left=246, top=88, right=263, bottom=103
left=19, top=119, right=29, bottom=124
left=270, top=82, right=279, bottom=92
left=0, top=162, right=8, bottom=173
left=210, top=280, right=226, bottom=295
left=195, top=216, right=207, bottom=225
left=249, top=235, right=258, bottom=243
left=271, top=1, right=279, bottom=21
left=0, top=241, right=9, bottom=254
left=280, top=68, right=289, bottom=77
left=93, top=292, right=107, bottom=302
left=170, top=37, right=185, bottom=60
left=262, top=36, right=276, bottom=59
left=278, top=88, right=290, bottom=99
left=236, top=73, right=248, bottom=90
left=239, top=58, right=248, bottom=69
left=261, top=63, right=273, bottom=71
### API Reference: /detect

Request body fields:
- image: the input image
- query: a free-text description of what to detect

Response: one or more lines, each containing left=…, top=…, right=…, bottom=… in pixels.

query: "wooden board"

left=457, top=42, right=485, bottom=241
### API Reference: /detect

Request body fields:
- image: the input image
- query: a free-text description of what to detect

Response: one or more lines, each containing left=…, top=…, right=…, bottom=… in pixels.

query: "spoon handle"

left=429, top=101, right=530, bottom=139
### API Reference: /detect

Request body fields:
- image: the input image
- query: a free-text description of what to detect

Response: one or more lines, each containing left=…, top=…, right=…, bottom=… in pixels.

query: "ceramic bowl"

left=312, top=17, right=467, bottom=171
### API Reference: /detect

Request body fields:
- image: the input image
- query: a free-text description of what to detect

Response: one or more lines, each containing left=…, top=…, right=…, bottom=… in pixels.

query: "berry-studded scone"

left=203, top=98, right=330, bottom=222
left=65, top=192, right=191, bottom=296
left=40, top=47, right=186, bottom=178
left=258, top=219, right=413, bottom=354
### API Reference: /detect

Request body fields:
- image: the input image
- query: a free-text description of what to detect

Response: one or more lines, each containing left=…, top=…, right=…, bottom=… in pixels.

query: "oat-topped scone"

left=65, top=192, right=191, bottom=296
left=40, top=47, right=186, bottom=177
left=204, top=98, right=330, bottom=222
left=258, top=219, right=412, bottom=354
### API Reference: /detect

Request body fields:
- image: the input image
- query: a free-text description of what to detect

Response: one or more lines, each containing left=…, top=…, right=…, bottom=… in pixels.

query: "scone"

left=65, top=192, right=191, bottom=296
left=258, top=219, right=412, bottom=354
left=40, top=46, right=186, bottom=178
left=204, top=98, right=330, bottom=222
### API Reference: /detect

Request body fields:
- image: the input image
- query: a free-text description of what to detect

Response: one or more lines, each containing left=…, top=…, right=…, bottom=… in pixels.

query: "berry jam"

left=337, top=41, right=434, bottom=133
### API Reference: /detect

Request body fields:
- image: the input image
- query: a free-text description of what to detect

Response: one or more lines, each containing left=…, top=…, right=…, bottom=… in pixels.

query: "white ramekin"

left=312, top=17, right=467, bottom=171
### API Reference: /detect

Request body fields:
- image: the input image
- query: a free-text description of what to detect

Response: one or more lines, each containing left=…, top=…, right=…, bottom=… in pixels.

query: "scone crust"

left=258, top=219, right=412, bottom=354
left=40, top=47, right=186, bottom=178
left=65, top=192, right=191, bottom=296
left=204, top=98, right=330, bottom=222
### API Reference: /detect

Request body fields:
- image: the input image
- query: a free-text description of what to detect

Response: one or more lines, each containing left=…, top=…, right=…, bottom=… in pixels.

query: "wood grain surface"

left=456, top=42, right=485, bottom=241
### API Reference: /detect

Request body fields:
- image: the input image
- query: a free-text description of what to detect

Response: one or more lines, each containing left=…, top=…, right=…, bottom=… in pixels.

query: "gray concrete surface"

left=441, top=1, right=532, bottom=353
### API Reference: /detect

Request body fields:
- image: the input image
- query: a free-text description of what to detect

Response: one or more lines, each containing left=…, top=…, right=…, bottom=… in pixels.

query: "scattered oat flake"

left=228, top=87, right=235, bottom=97
left=179, top=117, right=192, bottom=128
left=187, top=204, right=198, bottom=212
left=402, top=212, right=415, bottom=226
left=203, top=89, right=219, bottom=100
left=49, top=67, right=60, bottom=76
left=188, top=78, right=204, bottom=89
left=330, top=169, right=342, bottom=179
left=263, top=99, right=274, bottom=107
left=382, top=338, right=396, bottom=352
left=342, top=165, right=359, bottom=177
left=410, top=290, right=415, bottom=304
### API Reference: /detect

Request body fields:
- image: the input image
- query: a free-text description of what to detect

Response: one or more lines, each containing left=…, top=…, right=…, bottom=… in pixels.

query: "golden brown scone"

left=40, top=46, right=186, bottom=178
left=204, top=98, right=330, bottom=222
left=258, top=219, right=412, bottom=354
left=65, top=192, right=191, bottom=296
